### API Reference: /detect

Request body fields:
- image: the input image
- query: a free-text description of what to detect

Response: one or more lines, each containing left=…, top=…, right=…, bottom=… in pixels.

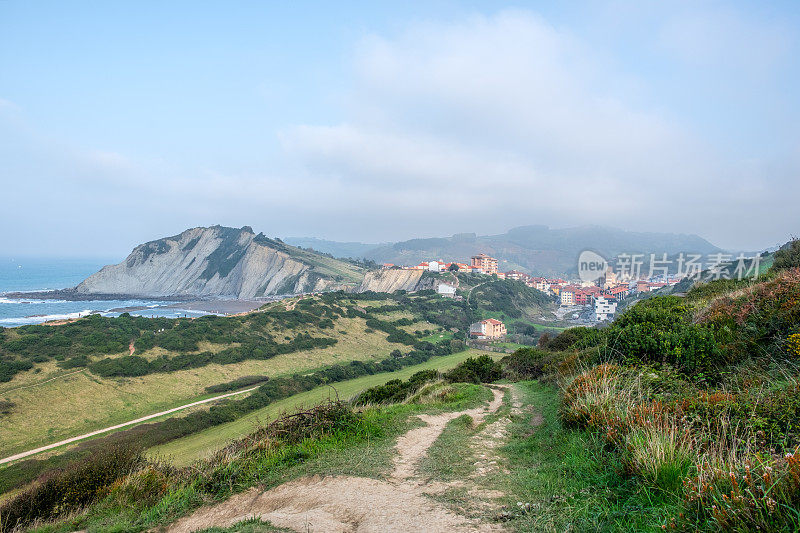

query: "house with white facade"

left=469, top=318, right=507, bottom=339
left=436, top=282, right=457, bottom=298
left=594, top=296, right=617, bottom=321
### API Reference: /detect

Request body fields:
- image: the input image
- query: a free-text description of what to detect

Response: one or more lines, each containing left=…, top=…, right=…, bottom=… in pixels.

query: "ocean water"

left=0, top=257, right=211, bottom=327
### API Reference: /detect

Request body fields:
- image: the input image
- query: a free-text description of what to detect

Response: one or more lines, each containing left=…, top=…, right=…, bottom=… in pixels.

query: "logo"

left=578, top=250, right=608, bottom=283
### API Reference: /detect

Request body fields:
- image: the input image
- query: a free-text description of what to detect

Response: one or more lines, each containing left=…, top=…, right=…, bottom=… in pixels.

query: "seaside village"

left=383, top=253, right=683, bottom=340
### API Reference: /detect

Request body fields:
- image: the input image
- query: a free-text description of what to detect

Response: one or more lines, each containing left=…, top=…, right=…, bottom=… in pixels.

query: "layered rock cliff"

left=357, top=269, right=439, bottom=293
left=75, top=226, right=366, bottom=299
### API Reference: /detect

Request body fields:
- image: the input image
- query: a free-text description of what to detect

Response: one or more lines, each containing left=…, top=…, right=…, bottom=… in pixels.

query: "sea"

left=0, top=257, right=214, bottom=328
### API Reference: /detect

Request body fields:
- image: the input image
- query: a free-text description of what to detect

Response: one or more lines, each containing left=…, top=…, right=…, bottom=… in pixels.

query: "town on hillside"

left=385, top=252, right=684, bottom=326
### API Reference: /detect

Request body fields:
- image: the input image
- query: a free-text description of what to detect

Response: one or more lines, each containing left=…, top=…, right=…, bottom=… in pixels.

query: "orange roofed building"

left=469, top=318, right=507, bottom=339
left=471, top=253, right=498, bottom=275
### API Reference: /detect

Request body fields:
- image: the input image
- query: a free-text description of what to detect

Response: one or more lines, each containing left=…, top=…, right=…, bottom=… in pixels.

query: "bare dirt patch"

left=392, top=387, right=504, bottom=482
left=168, top=388, right=507, bottom=533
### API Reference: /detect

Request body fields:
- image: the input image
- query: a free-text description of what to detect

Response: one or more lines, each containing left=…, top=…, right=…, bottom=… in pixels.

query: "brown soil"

left=471, top=386, right=523, bottom=478
left=168, top=387, right=508, bottom=533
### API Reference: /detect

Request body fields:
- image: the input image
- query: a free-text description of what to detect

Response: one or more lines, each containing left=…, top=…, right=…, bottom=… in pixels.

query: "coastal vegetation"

left=10, top=245, right=799, bottom=531
left=0, top=282, right=546, bottom=507
left=2, top=246, right=799, bottom=531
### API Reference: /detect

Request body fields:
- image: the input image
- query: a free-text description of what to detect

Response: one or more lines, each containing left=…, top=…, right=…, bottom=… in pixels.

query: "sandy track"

left=168, top=387, right=507, bottom=533
left=391, top=386, right=505, bottom=482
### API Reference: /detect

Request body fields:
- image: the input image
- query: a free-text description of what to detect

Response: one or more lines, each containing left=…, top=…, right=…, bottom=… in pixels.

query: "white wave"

left=0, top=310, right=94, bottom=326
left=0, top=297, right=70, bottom=304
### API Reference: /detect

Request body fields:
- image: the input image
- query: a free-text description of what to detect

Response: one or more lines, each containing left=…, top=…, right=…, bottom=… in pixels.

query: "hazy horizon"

left=2, top=1, right=799, bottom=256
left=0, top=221, right=778, bottom=262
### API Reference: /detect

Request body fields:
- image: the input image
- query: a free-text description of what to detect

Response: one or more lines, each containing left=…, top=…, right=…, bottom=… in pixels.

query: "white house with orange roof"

left=469, top=318, right=507, bottom=339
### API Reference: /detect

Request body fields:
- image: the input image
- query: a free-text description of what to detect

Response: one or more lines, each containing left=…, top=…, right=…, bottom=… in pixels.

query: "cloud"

left=2, top=6, right=798, bottom=253
left=279, top=9, right=799, bottom=248
left=0, top=97, right=18, bottom=110
left=281, top=13, right=693, bottom=217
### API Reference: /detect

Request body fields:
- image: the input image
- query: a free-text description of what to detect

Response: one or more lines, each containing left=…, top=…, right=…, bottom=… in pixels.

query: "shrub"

left=445, top=355, right=502, bottom=384
left=679, top=447, right=800, bottom=532
left=772, top=239, right=800, bottom=272
left=89, top=355, right=151, bottom=377
left=560, top=364, right=634, bottom=429
left=543, top=327, right=605, bottom=352
left=204, top=375, right=270, bottom=394
left=57, top=355, right=89, bottom=369
left=501, top=347, right=558, bottom=380
left=0, top=444, right=142, bottom=532
left=0, top=399, right=14, bottom=416
left=353, top=370, right=439, bottom=405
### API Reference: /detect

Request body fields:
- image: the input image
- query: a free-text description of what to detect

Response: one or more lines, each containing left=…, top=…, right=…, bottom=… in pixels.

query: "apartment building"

left=470, top=253, right=498, bottom=275
left=469, top=318, right=507, bottom=339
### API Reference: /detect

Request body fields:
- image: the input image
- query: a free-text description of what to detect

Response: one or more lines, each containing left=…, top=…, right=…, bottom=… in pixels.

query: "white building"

left=436, top=283, right=457, bottom=298
left=594, top=296, right=617, bottom=321
left=560, top=289, right=575, bottom=306
left=428, top=260, right=444, bottom=272
left=469, top=318, right=507, bottom=339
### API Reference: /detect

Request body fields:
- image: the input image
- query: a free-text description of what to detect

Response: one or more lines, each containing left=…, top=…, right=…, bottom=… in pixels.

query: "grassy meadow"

left=150, top=348, right=498, bottom=465
left=0, top=314, right=397, bottom=459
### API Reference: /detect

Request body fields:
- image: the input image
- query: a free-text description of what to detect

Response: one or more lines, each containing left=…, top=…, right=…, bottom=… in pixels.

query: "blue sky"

left=1, top=1, right=799, bottom=257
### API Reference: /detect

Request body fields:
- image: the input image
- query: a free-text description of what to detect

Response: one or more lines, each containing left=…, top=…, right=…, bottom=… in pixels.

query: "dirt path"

left=470, top=386, right=523, bottom=479
left=129, top=341, right=136, bottom=355
left=0, top=386, right=259, bottom=465
left=466, top=280, right=490, bottom=306
left=169, top=387, right=508, bottom=533
left=284, top=297, right=299, bottom=311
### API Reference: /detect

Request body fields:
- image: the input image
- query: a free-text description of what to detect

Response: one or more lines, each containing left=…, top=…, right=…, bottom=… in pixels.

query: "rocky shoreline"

left=1, top=289, right=197, bottom=302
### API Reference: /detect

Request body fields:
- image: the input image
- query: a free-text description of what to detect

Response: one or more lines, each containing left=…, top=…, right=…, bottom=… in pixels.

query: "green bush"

left=501, top=348, right=558, bottom=380
left=353, top=370, right=438, bottom=405
left=445, top=355, right=502, bottom=384
left=772, top=239, right=800, bottom=271
left=0, top=443, right=142, bottom=532
left=204, top=375, right=270, bottom=394
left=542, top=327, right=605, bottom=352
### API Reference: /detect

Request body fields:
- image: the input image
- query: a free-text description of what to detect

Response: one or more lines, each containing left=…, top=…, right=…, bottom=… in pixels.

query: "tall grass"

left=560, top=361, right=800, bottom=531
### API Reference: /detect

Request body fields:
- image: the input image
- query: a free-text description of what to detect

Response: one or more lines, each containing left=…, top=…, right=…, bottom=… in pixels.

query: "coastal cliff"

left=74, top=226, right=366, bottom=299
left=358, top=269, right=439, bottom=293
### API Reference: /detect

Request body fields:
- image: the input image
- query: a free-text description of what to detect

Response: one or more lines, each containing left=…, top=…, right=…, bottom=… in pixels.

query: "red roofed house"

left=608, top=284, right=630, bottom=299
left=574, top=289, right=592, bottom=305
left=469, top=318, right=507, bottom=339
left=506, top=270, right=530, bottom=282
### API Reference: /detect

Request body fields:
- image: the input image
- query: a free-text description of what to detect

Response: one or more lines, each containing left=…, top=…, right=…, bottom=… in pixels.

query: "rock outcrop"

left=358, top=269, right=438, bottom=293
left=75, top=226, right=366, bottom=299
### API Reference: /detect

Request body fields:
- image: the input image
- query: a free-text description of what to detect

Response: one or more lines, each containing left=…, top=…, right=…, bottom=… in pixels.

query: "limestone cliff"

left=357, top=269, right=439, bottom=293
left=75, top=226, right=366, bottom=299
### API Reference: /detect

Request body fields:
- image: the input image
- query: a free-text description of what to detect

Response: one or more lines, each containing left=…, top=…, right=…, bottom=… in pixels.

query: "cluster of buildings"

left=384, top=253, right=501, bottom=276
left=388, top=252, right=682, bottom=323
left=536, top=269, right=680, bottom=321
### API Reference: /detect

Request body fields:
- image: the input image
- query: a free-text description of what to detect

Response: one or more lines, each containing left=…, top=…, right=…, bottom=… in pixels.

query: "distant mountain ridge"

left=74, top=226, right=366, bottom=299
left=283, top=237, right=384, bottom=260
left=287, top=225, right=721, bottom=277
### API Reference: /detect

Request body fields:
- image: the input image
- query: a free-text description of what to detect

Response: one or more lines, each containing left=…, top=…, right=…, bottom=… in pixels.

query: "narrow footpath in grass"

left=150, top=349, right=499, bottom=465
left=168, top=386, right=509, bottom=533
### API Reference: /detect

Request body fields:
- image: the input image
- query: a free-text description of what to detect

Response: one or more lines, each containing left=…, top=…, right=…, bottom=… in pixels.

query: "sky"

left=1, top=0, right=799, bottom=258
